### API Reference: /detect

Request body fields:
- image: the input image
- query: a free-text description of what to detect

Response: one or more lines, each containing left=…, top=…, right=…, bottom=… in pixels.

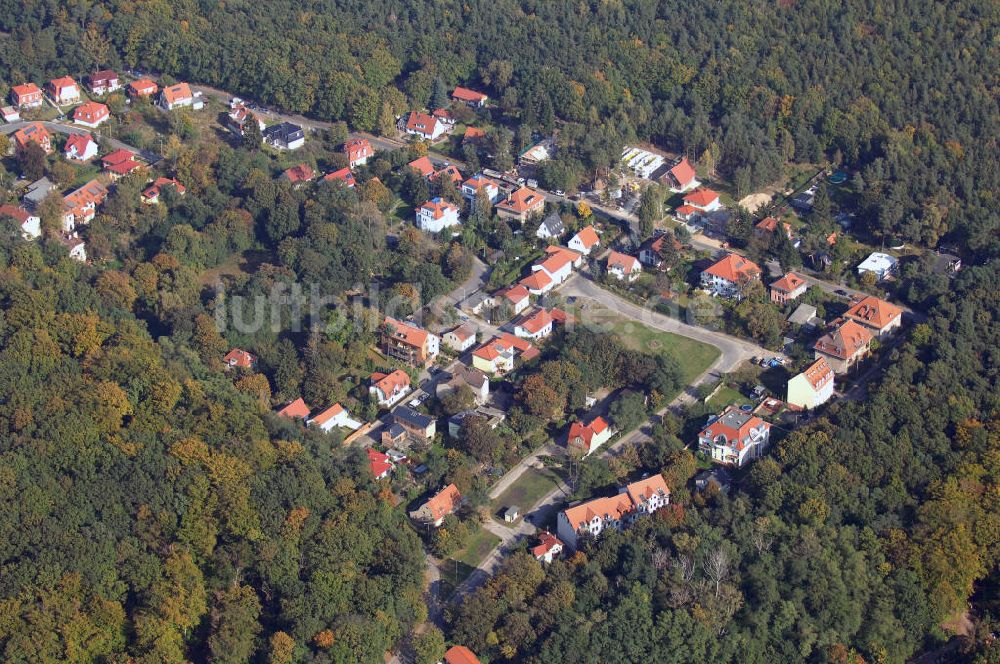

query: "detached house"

left=639, top=233, right=680, bottom=270
left=159, top=83, right=200, bottom=111
left=461, top=174, right=501, bottom=204
left=62, top=179, right=108, bottom=229
left=683, top=188, right=722, bottom=213
left=754, top=216, right=793, bottom=242
left=532, top=532, right=564, bottom=563
left=308, top=403, right=363, bottom=432
left=63, top=133, right=98, bottom=161
left=367, top=448, right=394, bottom=480
left=407, top=156, right=436, bottom=178
left=263, top=122, right=305, bottom=150
left=410, top=483, right=462, bottom=528
left=856, top=252, right=898, bottom=281
left=369, top=369, right=412, bottom=408
left=276, top=397, right=311, bottom=419
left=495, top=284, right=531, bottom=316
left=496, top=186, right=545, bottom=223
left=567, top=416, right=612, bottom=457
left=223, top=348, right=256, bottom=369
left=416, top=197, right=461, bottom=233
left=568, top=225, right=600, bottom=255
left=86, top=70, right=120, bottom=95
left=519, top=271, right=553, bottom=296
left=786, top=357, right=835, bottom=410
left=662, top=156, right=700, bottom=193
left=769, top=272, right=807, bottom=305
left=72, top=101, right=110, bottom=128
left=844, top=295, right=902, bottom=337
left=443, top=322, right=478, bottom=352
left=343, top=138, right=373, bottom=167
left=436, top=365, right=489, bottom=404
left=101, top=149, right=143, bottom=179
left=226, top=104, right=264, bottom=135
left=382, top=317, right=440, bottom=366
left=323, top=167, right=356, bottom=188
left=557, top=474, right=670, bottom=550
left=392, top=405, right=437, bottom=441
left=607, top=251, right=641, bottom=282
left=13, top=122, right=52, bottom=154
left=472, top=334, right=538, bottom=375
left=0, top=205, right=41, bottom=239
left=141, top=177, right=186, bottom=204
left=536, top=212, right=565, bottom=240
left=531, top=246, right=582, bottom=287
left=452, top=86, right=488, bottom=107
left=698, top=405, right=772, bottom=467
left=282, top=163, right=315, bottom=186
left=700, top=253, right=761, bottom=299
left=404, top=111, right=447, bottom=141
left=11, top=83, right=44, bottom=108
left=513, top=307, right=554, bottom=340
left=127, top=79, right=158, bottom=98
left=47, top=76, right=80, bottom=105
left=813, top=319, right=873, bottom=374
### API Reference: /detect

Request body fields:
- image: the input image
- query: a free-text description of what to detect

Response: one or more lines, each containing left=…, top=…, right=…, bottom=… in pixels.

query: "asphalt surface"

left=1, top=119, right=161, bottom=164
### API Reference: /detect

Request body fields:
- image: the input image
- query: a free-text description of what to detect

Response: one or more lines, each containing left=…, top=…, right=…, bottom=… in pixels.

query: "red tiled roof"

left=625, top=475, right=671, bottom=505
left=406, top=111, right=441, bottom=136
left=420, top=198, right=459, bottom=220
left=223, top=348, right=255, bottom=368
left=49, top=76, right=78, bottom=95
left=276, top=397, right=311, bottom=419
left=516, top=308, right=554, bottom=335
left=424, top=484, right=462, bottom=523
left=813, top=319, right=872, bottom=360
left=13, top=122, right=50, bottom=150
left=0, top=205, right=32, bottom=224
left=283, top=163, right=315, bottom=183
left=801, top=357, right=834, bottom=390
left=675, top=204, right=698, bottom=216
left=574, top=225, right=600, bottom=249
left=143, top=177, right=185, bottom=200
left=371, top=369, right=411, bottom=398
left=162, top=83, right=193, bottom=104
left=497, top=187, right=544, bottom=214
left=683, top=188, right=720, bottom=208
left=704, top=253, right=761, bottom=283
left=452, top=87, right=488, bottom=103
left=844, top=295, right=902, bottom=330
left=498, top=284, right=530, bottom=305
left=344, top=138, right=371, bottom=161
left=519, top=270, right=552, bottom=292
left=12, top=83, right=41, bottom=98
left=64, top=133, right=95, bottom=155
left=73, top=101, right=108, bottom=123
left=463, top=126, right=486, bottom=142
left=408, top=156, right=435, bottom=178
left=770, top=272, right=806, bottom=293
left=568, top=416, right=609, bottom=448
left=102, top=149, right=136, bottom=166
left=383, top=317, right=429, bottom=349
left=367, top=448, right=394, bottom=478
left=669, top=157, right=697, bottom=188
left=536, top=247, right=580, bottom=277
left=311, top=403, right=346, bottom=427
left=444, top=645, right=481, bottom=664
left=431, top=163, right=463, bottom=183
left=531, top=531, right=563, bottom=559
left=128, top=79, right=158, bottom=95
left=562, top=493, right=634, bottom=531
left=607, top=250, right=639, bottom=275
left=699, top=406, right=769, bottom=448
left=323, top=167, right=356, bottom=187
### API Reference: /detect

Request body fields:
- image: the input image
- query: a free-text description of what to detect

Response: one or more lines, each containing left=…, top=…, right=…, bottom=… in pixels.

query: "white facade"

left=857, top=252, right=899, bottom=280
left=416, top=199, right=461, bottom=233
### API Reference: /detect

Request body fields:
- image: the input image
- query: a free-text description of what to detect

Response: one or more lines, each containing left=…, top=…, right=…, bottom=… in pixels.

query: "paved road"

left=1, top=120, right=161, bottom=164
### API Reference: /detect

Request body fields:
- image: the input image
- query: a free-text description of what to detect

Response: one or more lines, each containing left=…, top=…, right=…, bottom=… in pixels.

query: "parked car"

left=553, top=189, right=565, bottom=197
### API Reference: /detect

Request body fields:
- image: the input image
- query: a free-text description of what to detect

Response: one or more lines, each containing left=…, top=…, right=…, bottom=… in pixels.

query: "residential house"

left=452, top=86, right=488, bottom=107
left=788, top=303, right=819, bottom=327
left=63, top=133, right=98, bottom=161
left=786, top=357, right=835, bottom=410
left=86, top=70, right=120, bottom=95
left=674, top=204, right=700, bottom=222
left=159, top=83, right=199, bottom=111
left=392, top=405, right=437, bottom=441
left=369, top=369, right=412, bottom=408
left=461, top=174, right=501, bottom=204
left=141, top=177, right=186, bottom=204
left=410, top=484, right=462, bottom=527
left=700, top=253, right=762, bottom=299
left=698, top=405, right=772, bottom=467
left=432, top=107, right=456, bottom=126
left=367, top=448, right=394, bottom=480
left=223, top=348, right=256, bottom=369
left=494, top=284, right=530, bottom=315
left=0, top=205, right=41, bottom=239
left=568, top=225, right=600, bottom=255
left=404, top=111, right=447, bottom=140
left=10, top=83, right=43, bottom=108
left=769, top=272, right=808, bottom=305
left=518, top=139, right=554, bottom=176
left=1, top=106, right=20, bottom=123
left=683, top=188, right=722, bottom=213
left=281, top=163, right=315, bottom=186
left=754, top=216, right=793, bottom=242
left=661, top=156, right=700, bottom=193
left=556, top=474, right=670, bottom=550
left=532, top=532, right=564, bottom=563
left=567, top=416, right=612, bottom=457
left=308, top=403, right=363, bottom=432
left=381, top=423, right=408, bottom=448
left=443, top=322, right=478, bottom=352
left=638, top=233, right=681, bottom=270
left=694, top=467, right=732, bottom=495
left=463, top=126, right=486, bottom=144
left=21, top=177, right=57, bottom=209
left=127, top=79, right=158, bottom=97
left=62, top=179, right=108, bottom=229
left=416, top=197, right=461, bottom=233
left=519, top=270, right=553, bottom=296
left=72, top=101, right=110, bottom=128
left=263, top=122, right=305, bottom=150
left=101, top=149, right=143, bottom=179
left=407, top=156, right=436, bottom=178
left=531, top=246, right=582, bottom=286
left=496, top=186, right=545, bottom=223
left=322, top=167, right=356, bottom=188
left=381, top=317, right=440, bottom=366
left=47, top=76, right=80, bottom=105
left=856, top=252, right=898, bottom=281
left=813, top=319, right=872, bottom=374
left=343, top=138, right=372, bottom=167
left=447, top=406, right=505, bottom=439
left=844, top=295, right=902, bottom=337
left=514, top=307, right=554, bottom=340
left=535, top=211, right=565, bottom=240
left=276, top=397, right=310, bottom=419
left=226, top=104, right=264, bottom=135
left=58, top=232, right=87, bottom=261
left=443, top=645, right=481, bottom=664
left=436, top=365, right=490, bottom=404
left=471, top=334, right=538, bottom=374
left=607, top=250, right=641, bottom=282
left=13, top=122, right=52, bottom=154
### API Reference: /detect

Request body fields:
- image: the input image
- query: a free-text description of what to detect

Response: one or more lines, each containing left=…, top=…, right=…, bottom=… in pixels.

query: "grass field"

left=706, top=385, right=751, bottom=411
left=439, top=528, right=501, bottom=597
left=607, top=317, right=721, bottom=385
left=491, top=467, right=562, bottom=517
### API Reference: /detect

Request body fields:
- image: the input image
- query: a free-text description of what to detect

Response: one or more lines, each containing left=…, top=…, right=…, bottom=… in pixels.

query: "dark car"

left=835, top=289, right=849, bottom=296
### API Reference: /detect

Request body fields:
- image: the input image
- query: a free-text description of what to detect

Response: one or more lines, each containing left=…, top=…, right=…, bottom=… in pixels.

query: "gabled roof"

left=408, top=156, right=436, bottom=178
left=371, top=369, right=410, bottom=397
left=0, top=205, right=33, bottom=224
left=568, top=416, right=609, bottom=448
left=844, top=295, right=902, bottom=330
left=539, top=212, right=564, bottom=236
left=143, top=177, right=185, bottom=199
left=11, top=83, right=41, bottom=97
left=443, top=645, right=481, bottom=664
left=64, top=133, right=96, bottom=155
left=683, top=188, right=720, bottom=207
left=531, top=531, right=564, bottom=558
left=497, top=186, right=544, bottom=214
left=798, top=357, right=834, bottom=391
left=462, top=174, right=499, bottom=191
left=446, top=322, right=477, bottom=342
left=277, top=398, right=311, bottom=419
left=162, top=82, right=193, bottom=104
left=535, top=246, right=580, bottom=277
left=562, top=493, right=634, bottom=530
left=102, top=149, right=137, bottom=166
left=223, top=348, right=255, bottom=367
left=770, top=272, right=806, bottom=293
left=88, top=70, right=118, bottom=84
left=49, top=76, right=78, bottom=93
left=394, top=405, right=435, bottom=430
left=607, top=250, right=640, bottom=275
left=519, top=270, right=552, bottom=292
left=625, top=475, right=671, bottom=506
left=367, top=448, right=393, bottom=478
left=668, top=157, right=697, bottom=188
left=323, top=167, right=356, bottom=187
left=311, top=403, right=346, bottom=427
left=344, top=137, right=371, bottom=157
left=419, top=197, right=459, bottom=219
left=813, top=319, right=872, bottom=360
left=497, top=283, right=530, bottom=305
left=452, top=87, right=488, bottom=103
left=383, top=317, right=429, bottom=348
left=755, top=216, right=792, bottom=236
left=573, top=225, right=600, bottom=249
left=703, top=253, right=761, bottom=283
left=431, top=163, right=462, bottom=183
left=128, top=79, right=158, bottom=94
left=699, top=406, right=769, bottom=449
left=406, top=111, right=441, bottom=135
left=675, top=204, right=699, bottom=216
left=473, top=334, right=535, bottom=361
left=463, top=126, right=486, bottom=143
left=283, top=163, right=315, bottom=183
left=73, top=101, right=108, bottom=122
left=515, top=308, right=554, bottom=335
left=423, top=484, right=462, bottom=522
left=13, top=122, right=50, bottom=149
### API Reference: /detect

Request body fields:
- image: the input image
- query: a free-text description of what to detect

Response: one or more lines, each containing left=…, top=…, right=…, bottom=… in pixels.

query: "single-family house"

left=10, top=83, right=43, bottom=108
left=754, top=216, right=793, bottom=242
left=281, top=163, right=315, bottom=186
left=700, top=253, right=761, bottom=300
left=343, top=138, right=372, bottom=167
left=381, top=317, right=440, bottom=366
left=674, top=204, right=700, bottom=222
left=223, top=348, right=256, bottom=369
left=568, top=225, right=600, bottom=255
left=86, top=70, right=120, bottom=96
left=496, top=186, right=545, bottom=223
left=263, top=122, right=305, bottom=150
left=1, top=106, right=20, bottom=123
left=159, top=83, right=197, bottom=111
left=557, top=474, right=670, bottom=550
left=786, top=357, right=835, bottom=410
left=607, top=250, right=641, bottom=282
left=471, top=333, right=538, bottom=374
left=62, top=179, right=108, bottom=228
left=276, top=397, right=311, bottom=419
left=519, top=139, right=554, bottom=176
left=532, top=246, right=581, bottom=286
left=452, top=86, right=489, bottom=107
left=127, top=79, right=158, bottom=97
left=495, top=284, right=530, bottom=315
left=463, top=126, right=486, bottom=144
left=404, top=111, right=447, bottom=141
left=769, top=272, right=808, bottom=304
left=662, top=156, right=700, bottom=193
left=308, top=403, right=363, bottom=432
left=367, top=448, right=394, bottom=480
left=58, top=232, right=87, bottom=261
left=13, top=122, right=52, bottom=154
left=392, top=405, right=437, bottom=441
left=856, top=252, right=898, bottom=281
left=536, top=212, right=565, bottom=240
left=519, top=270, right=554, bottom=296
left=638, top=233, right=681, bottom=270
left=141, top=177, right=186, bottom=204
left=461, top=174, right=501, bottom=204
left=101, top=149, right=143, bottom=179
left=47, top=76, right=80, bottom=105
left=369, top=369, right=412, bottom=408
left=683, top=188, right=722, bottom=213
left=407, top=156, right=436, bottom=178
left=513, top=307, right=554, bottom=340
left=382, top=423, right=408, bottom=448
left=443, top=646, right=481, bottom=664
left=226, top=104, right=264, bottom=135
left=432, top=107, right=455, bottom=125
left=72, top=101, right=110, bottom=128
left=447, top=406, right=505, bottom=438
left=532, top=532, right=564, bottom=563
left=410, top=484, right=462, bottom=528
left=813, top=319, right=872, bottom=374
left=698, top=405, right=772, bottom=467
left=0, top=205, right=41, bottom=239
left=322, top=167, right=356, bottom=188
left=567, top=416, right=612, bottom=457
left=21, top=177, right=57, bottom=209
left=443, top=322, right=478, bottom=352
left=63, top=133, right=98, bottom=161
left=416, top=197, right=461, bottom=233
left=436, top=365, right=489, bottom=404
left=844, top=295, right=902, bottom=337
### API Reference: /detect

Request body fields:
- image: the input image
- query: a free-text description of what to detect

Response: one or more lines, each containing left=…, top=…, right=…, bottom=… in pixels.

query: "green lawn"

left=491, top=467, right=562, bottom=517
left=706, top=385, right=751, bottom=411
left=439, top=528, right=500, bottom=597
left=608, top=318, right=721, bottom=385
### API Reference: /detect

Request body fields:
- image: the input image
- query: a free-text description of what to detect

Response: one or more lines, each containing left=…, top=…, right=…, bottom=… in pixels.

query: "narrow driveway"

left=1, top=120, right=161, bottom=163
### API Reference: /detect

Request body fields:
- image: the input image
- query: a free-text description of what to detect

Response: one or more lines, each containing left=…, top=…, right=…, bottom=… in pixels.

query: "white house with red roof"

left=62, top=179, right=108, bottom=229
left=86, top=70, right=120, bottom=96
left=159, top=83, right=198, bottom=111
left=407, top=156, right=436, bottom=178
left=322, top=167, right=356, bottom=188
left=142, top=177, right=186, bottom=204
left=532, top=531, right=564, bottom=563
left=404, top=111, right=447, bottom=140
left=532, top=246, right=582, bottom=286
left=769, top=272, right=807, bottom=304
left=10, top=83, right=43, bottom=108
left=367, top=448, right=394, bottom=480
left=282, top=163, right=315, bottom=186
left=308, top=403, right=363, bottom=432
left=786, top=357, right=835, bottom=410
left=382, top=317, right=440, bottom=366
left=416, top=197, right=461, bottom=233
left=698, top=405, right=771, bottom=467
left=452, top=86, right=488, bottom=107
left=700, top=253, right=762, bottom=299
left=226, top=104, right=264, bottom=135
left=369, top=369, right=412, bottom=408
left=662, top=156, right=700, bottom=193
left=410, top=484, right=462, bottom=527
left=223, top=348, right=256, bottom=369
left=567, top=416, right=612, bottom=457
left=607, top=251, right=641, bottom=282
left=519, top=271, right=554, bottom=296
left=0, top=205, right=41, bottom=239
left=568, top=225, right=600, bottom=255
left=101, top=149, right=143, bottom=179
left=47, top=76, right=80, bottom=105
left=513, top=307, right=554, bottom=340
left=73, top=101, right=110, bottom=128
left=683, top=187, right=722, bottom=213
left=461, top=174, right=501, bottom=204
left=813, top=319, right=872, bottom=374
left=343, top=138, right=373, bottom=167
left=443, top=322, right=478, bottom=352
left=495, top=284, right=531, bottom=315
left=127, top=79, right=158, bottom=97
left=63, top=133, right=98, bottom=161
left=13, top=122, right=52, bottom=154
left=557, top=474, right=670, bottom=549
left=495, top=186, right=545, bottom=223
left=471, top=334, right=538, bottom=374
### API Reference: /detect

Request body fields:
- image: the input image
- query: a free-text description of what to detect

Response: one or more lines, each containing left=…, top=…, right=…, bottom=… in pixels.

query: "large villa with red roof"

left=698, top=405, right=772, bottom=467
left=557, top=474, right=670, bottom=549
left=701, top=253, right=761, bottom=299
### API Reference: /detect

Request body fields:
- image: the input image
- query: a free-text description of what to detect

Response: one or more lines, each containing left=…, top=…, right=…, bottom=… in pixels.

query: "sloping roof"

left=408, top=156, right=436, bottom=178
left=568, top=417, right=609, bottom=448
left=283, top=163, right=315, bottom=183
left=446, top=322, right=477, bottom=342
left=162, top=82, right=193, bottom=104
left=371, top=369, right=410, bottom=397
left=770, top=272, right=806, bottom=293
left=562, top=493, right=635, bottom=531
left=432, top=163, right=462, bottom=183
left=539, top=212, right=564, bottom=236
left=0, top=205, right=32, bottom=224
left=516, top=308, right=554, bottom=335
left=419, top=197, right=459, bottom=219
left=393, top=405, right=435, bottom=430
left=531, top=531, right=564, bottom=558
left=128, top=79, right=158, bottom=94
left=704, top=253, right=761, bottom=283
left=367, top=448, right=393, bottom=478
left=813, top=319, right=872, bottom=360
left=497, top=186, right=544, bottom=214
left=536, top=246, right=580, bottom=277
left=799, top=357, right=834, bottom=390
left=423, top=484, right=462, bottom=523
left=625, top=475, right=671, bottom=506
left=405, top=111, right=440, bottom=136
left=519, top=270, right=552, bottom=292
left=323, top=167, right=356, bottom=187
left=12, top=83, right=41, bottom=98
left=683, top=188, right=720, bottom=207
left=64, top=133, right=95, bottom=155
left=311, top=403, right=347, bottom=427
left=607, top=250, right=640, bottom=275
left=49, top=76, right=78, bottom=94
left=573, top=225, right=600, bottom=249
left=102, top=149, right=137, bottom=166
left=463, top=126, right=486, bottom=142
left=844, top=295, right=902, bottom=330
left=699, top=406, right=769, bottom=449
left=223, top=348, right=255, bottom=367
left=383, top=317, right=429, bottom=348
left=276, top=398, right=310, bottom=419
left=444, top=645, right=481, bottom=664
left=668, top=157, right=697, bottom=188
left=498, top=283, right=530, bottom=304
left=452, top=86, right=488, bottom=103
left=73, top=101, right=108, bottom=122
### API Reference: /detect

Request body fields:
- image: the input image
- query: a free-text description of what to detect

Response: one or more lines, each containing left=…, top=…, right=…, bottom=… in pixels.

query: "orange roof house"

left=367, top=448, right=394, bottom=479
left=451, top=86, right=489, bottom=106
left=11, top=82, right=43, bottom=107
left=142, top=177, right=186, bottom=204
left=282, top=163, right=315, bottom=184
left=567, top=416, right=611, bottom=457
left=683, top=187, right=721, bottom=211
left=223, top=348, right=256, bottom=368
left=568, top=225, right=600, bottom=254
left=408, top=156, right=436, bottom=178
left=47, top=76, right=80, bottom=104
left=496, top=186, right=545, bottom=222
left=13, top=122, right=52, bottom=153
left=72, top=101, right=110, bottom=127
left=160, top=82, right=194, bottom=110
left=381, top=317, right=439, bottom=366
left=663, top=156, right=699, bottom=191
left=701, top=253, right=761, bottom=298
left=519, top=269, right=553, bottom=295
left=410, top=484, right=463, bottom=527
left=343, top=137, right=372, bottom=167
left=844, top=295, right=903, bottom=336
left=128, top=79, right=158, bottom=97
left=813, top=319, right=873, bottom=374
left=769, top=272, right=807, bottom=304
left=463, top=126, right=486, bottom=143
left=276, top=397, right=311, bottom=419
left=370, top=369, right=412, bottom=406
left=443, top=645, right=482, bottom=664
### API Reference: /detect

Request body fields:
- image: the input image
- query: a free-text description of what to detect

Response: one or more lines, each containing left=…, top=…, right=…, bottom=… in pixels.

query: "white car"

left=553, top=189, right=565, bottom=197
